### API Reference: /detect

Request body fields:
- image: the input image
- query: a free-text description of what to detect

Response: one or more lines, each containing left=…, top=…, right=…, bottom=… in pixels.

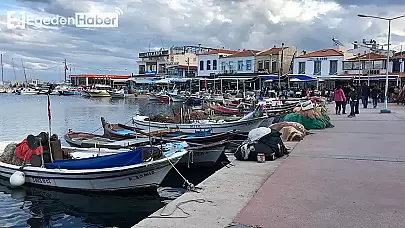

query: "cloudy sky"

left=0, top=0, right=405, bottom=82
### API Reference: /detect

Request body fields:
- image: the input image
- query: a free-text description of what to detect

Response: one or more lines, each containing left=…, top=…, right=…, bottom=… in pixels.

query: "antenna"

left=332, top=37, right=344, bottom=46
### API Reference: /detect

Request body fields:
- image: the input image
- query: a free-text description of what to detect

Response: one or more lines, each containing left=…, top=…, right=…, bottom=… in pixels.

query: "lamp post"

left=358, top=14, right=405, bottom=113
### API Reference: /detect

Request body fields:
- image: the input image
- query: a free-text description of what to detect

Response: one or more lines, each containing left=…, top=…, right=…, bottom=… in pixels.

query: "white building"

left=293, top=49, right=345, bottom=78
left=219, top=50, right=259, bottom=74
left=197, top=49, right=238, bottom=77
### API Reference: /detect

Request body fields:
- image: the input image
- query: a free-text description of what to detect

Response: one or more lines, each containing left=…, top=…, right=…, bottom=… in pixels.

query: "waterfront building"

left=197, top=49, right=239, bottom=77
left=292, top=48, right=346, bottom=79
left=219, top=50, right=260, bottom=75
left=254, top=46, right=297, bottom=76
left=137, top=45, right=214, bottom=77
left=69, top=74, right=132, bottom=86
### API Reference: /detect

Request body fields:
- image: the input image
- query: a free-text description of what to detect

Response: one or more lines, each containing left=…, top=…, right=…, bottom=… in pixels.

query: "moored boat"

left=64, top=131, right=150, bottom=149
left=0, top=135, right=187, bottom=192
left=87, top=85, right=111, bottom=97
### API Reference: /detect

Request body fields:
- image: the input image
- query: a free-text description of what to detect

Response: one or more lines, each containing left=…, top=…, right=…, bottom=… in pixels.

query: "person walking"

left=361, top=83, right=370, bottom=108
left=333, top=85, right=346, bottom=115
left=348, top=86, right=359, bottom=118
left=355, top=85, right=361, bottom=114
left=370, top=86, right=379, bottom=108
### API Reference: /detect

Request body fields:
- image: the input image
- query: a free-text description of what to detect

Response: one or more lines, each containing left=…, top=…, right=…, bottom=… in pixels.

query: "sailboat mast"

left=11, top=58, right=16, bottom=81
left=1, top=54, right=3, bottom=83
left=21, top=58, right=27, bottom=84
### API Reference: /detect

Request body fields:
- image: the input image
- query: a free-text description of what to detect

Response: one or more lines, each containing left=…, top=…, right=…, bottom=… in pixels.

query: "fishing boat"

left=101, top=117, right=235, bottom=142
left=109, top=89, right=136, bottom=98
left=0, top=136, right=187, bottom=192
left=132, top=113, right=266, bottom=134
left=87, top=85, right=111, bottom=97
left=185, top=96, right=202, bottom=105
left=64, top=131, right=150, bottom=149
left=61, top=140, right=229, bottom=167
left=20, top=88, right=39, bottom=95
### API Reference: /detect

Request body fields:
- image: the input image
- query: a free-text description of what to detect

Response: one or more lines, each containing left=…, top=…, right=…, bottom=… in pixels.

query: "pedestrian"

left=355, top=85, right=361, bottom=114
left=370, top=86, right=379, bottom=108
left=333, top=85, right=346, bottom=115
left=348, top=86, right=359, bottom=118
left=361, top=83, right=370, bottom=108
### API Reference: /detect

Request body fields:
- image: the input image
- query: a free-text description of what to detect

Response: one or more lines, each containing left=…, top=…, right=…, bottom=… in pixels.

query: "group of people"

left=333, top=83, right=381, bottom=118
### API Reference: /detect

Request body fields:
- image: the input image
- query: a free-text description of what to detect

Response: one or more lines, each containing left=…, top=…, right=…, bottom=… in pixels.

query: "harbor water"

left=0, top=94, right=217, bottom=228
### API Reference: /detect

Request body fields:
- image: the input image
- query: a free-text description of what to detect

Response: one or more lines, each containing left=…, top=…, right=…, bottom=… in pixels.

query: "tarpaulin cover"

left=44, top=147, right=145, bottom=170
left=283, top=113, right=334, bottom=129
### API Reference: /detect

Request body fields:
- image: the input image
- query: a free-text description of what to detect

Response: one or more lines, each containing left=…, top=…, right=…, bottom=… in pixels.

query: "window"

left=246, top=60, right=252, bottom=70
left=329, top=60, right=337, bottom=75
left=258, top=61, right=263, bottom=69
left=207, top=60, right=211, bottom=70
left=373, top=60, right=386, bottom=69
left=221, top=62, right=226, bottom=71
left=271, top=61, right=277, bottom=73
left=213, top=60, right=217, bottom=70
left=229, top=61, right=234, bottom=71
left=199, top=60, right=204, bottom=70
left=238, top=60, right=243, bottom=70
left=313, top=61, right=321, bottom=75
left=343, top=61, right=352, bottom=70
left=364, top=61, right=372, bottom=70
left=264, top=61, right=270, bottom=70
left=298, top=62, right=305, bottom=74
left=353, top=61, right=360, bottom=70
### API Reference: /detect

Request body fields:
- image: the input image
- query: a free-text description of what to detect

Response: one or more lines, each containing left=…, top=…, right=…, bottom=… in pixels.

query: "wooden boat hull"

left=0, top=149, right=186, bottom=192
left=64, top=132, right=150, bottom=149
left=132, top=116, right=266, bottom=134
left=178, top=140, right=228, bottom=167
left=88, top=90, right=111, bottom=97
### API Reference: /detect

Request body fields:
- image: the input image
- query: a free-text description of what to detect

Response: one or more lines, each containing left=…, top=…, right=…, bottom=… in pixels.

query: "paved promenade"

left=233, top=104, right=405, bottom=228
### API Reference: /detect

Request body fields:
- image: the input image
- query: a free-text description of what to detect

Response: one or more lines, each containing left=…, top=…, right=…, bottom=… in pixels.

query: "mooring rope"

left=147, top=198, right=215, bottom=219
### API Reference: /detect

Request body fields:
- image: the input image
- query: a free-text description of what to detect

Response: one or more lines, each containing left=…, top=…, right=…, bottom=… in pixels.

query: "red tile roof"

left=198, top=49, right=239, bottom=55
left=347, top=53, right=387, bottom=61
left=256, top=47, right=286, bottom=56
left=222, top=50, right=261, bottom=58
left=296, top=49, right=343, bottom=58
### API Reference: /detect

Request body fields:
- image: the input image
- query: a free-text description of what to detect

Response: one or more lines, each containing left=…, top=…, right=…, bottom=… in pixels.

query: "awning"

left=129, top=78, right=160, bottom=84
left=169, top=78, right=191, bottom=83
left=156, top=79, right=171, bottom=84
left=289, top=74, right=317, bottom=81
left=262, top=75, right=279, bottom=80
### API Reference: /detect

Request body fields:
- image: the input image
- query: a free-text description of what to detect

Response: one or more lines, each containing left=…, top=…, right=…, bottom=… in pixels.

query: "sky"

left=0, top=0, right=405, bottom=82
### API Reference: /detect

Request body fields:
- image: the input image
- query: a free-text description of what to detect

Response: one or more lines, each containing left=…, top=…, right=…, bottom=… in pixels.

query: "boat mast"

left=21, top=58, right=27, bottom=84
left=12, top=58, right=16, bottom=81
left=1, top=54, right=3, bottom=84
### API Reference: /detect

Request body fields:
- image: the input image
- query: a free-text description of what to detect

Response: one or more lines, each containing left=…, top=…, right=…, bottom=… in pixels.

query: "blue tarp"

left=44, top=148, right=145, bottom=170
left=262, top=75, right=279, bottom=80
left=290, top=74, right=317, bottom=81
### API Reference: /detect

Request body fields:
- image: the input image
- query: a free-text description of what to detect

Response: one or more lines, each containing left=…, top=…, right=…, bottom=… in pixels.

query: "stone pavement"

left=232, top=103, right=405, bottom=228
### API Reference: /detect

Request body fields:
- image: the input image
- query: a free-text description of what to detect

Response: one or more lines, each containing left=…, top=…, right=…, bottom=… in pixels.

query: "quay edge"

left=133, top=142, right=300, bottom=228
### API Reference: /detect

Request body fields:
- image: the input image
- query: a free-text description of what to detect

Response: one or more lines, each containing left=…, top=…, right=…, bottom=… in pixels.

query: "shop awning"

left=289, top=74, right=317, bottom=81
left=129, top=78, right=160, bottom=84
left=261, top=75, right=279, bottom=80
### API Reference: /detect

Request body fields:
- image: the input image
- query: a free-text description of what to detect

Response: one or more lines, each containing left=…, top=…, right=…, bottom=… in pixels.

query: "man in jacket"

left=348, top=86, right=359, bottom=117
left=370, top=86, right=379, bottom=108
left=361, top=83, right=370, bottom=108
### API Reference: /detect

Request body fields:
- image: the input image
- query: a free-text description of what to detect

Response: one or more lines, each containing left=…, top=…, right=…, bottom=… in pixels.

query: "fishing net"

left=0, top=143, right=24, bottom=166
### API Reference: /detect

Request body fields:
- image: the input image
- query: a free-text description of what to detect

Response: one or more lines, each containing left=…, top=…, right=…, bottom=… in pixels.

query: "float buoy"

left=10, top=171, right=25, bottom=187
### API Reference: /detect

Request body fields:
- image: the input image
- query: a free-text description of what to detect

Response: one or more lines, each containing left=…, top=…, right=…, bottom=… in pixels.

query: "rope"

left=163, top=153, right=195, bottom=191
left=147, top=199, right=215, bottom=219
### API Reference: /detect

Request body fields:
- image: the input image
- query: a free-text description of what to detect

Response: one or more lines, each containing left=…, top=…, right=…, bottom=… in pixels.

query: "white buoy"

left=10, top=171, right=25, bottom=187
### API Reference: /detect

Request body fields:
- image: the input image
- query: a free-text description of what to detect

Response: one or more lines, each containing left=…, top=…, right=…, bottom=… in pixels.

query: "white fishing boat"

left=61, top=141, right=227, bottom=167
left=0, top=88, right=7, bottom=93
left=132, top=113, right=266, bottom=134
left=87, top=85, right=111, bottom=97
left=0, top=140, right=187, bottom=192
left=109, top=89, right=136, bottom=98
left=20, top=88, right=39, bottom=95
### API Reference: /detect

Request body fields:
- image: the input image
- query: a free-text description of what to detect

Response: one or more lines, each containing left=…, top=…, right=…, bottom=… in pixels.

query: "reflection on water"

left=0, top=94, right=221, bottom=227
left=0, top=178, right=165, bottom=228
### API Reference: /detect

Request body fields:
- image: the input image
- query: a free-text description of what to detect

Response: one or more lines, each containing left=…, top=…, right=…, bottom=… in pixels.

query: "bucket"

left=257, top=153, right=265, bottom=163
